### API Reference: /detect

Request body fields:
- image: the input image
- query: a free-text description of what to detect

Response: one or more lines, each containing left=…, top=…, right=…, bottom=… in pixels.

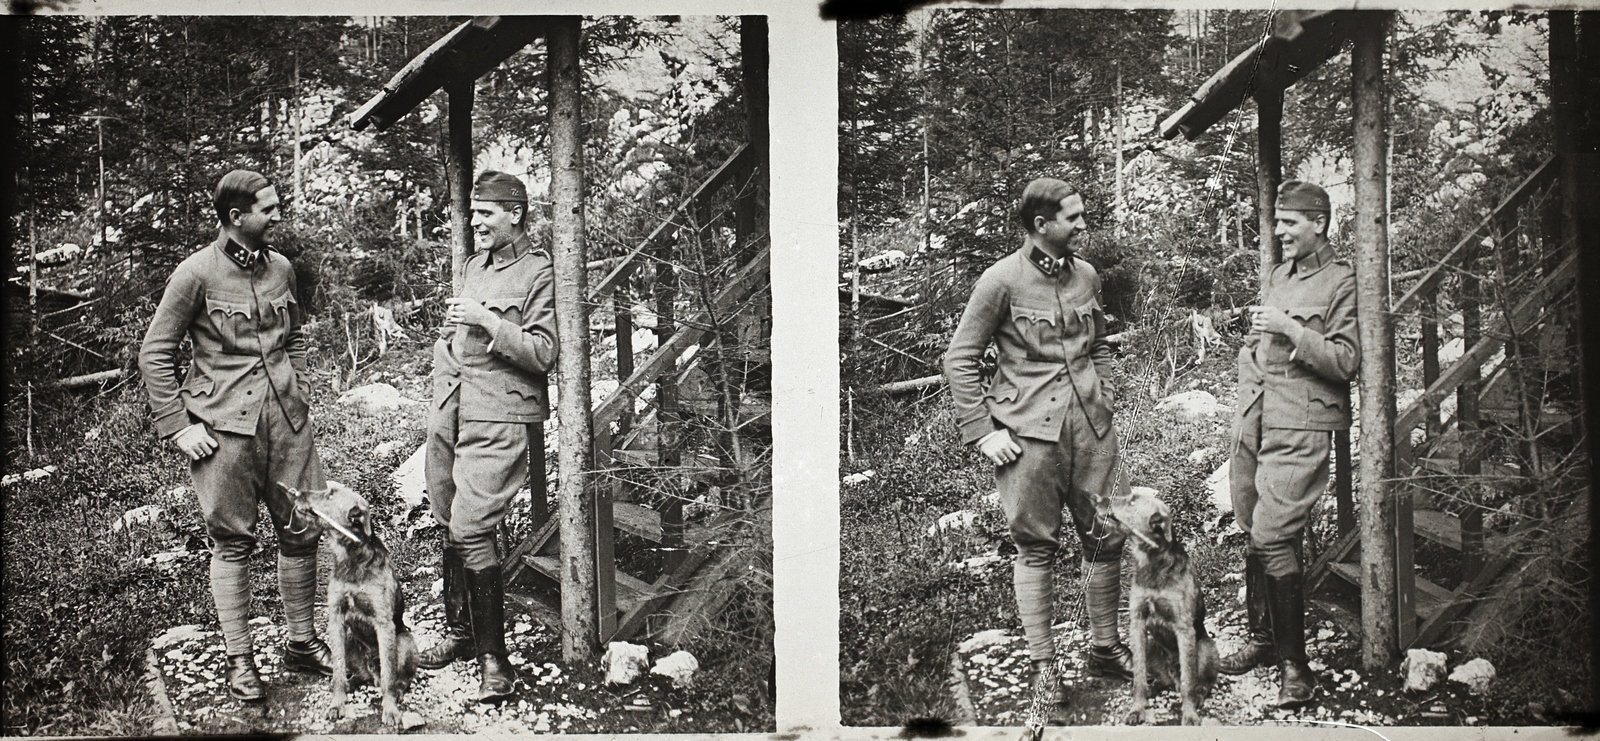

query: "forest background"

left=838, top=8, right=1584, bottom=726
left=4, top=15, right=773, bottom=735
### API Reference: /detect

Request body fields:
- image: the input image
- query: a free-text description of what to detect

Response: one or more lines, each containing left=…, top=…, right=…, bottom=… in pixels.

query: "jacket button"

left=246, top=390, right=252, bottom=395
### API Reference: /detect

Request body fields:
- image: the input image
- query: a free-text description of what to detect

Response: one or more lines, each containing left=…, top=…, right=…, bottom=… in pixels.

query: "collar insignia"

left=1027, top=246, right=1070, bottom=277
left=221, top=239, right=266, bottom=269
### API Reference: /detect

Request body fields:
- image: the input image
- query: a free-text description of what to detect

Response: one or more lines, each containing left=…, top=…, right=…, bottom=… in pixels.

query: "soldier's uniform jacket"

left=1237, top=242, right=1360, bottom=430
left=139, top=235, right=311, bottom=439
left=944, top=242, right=1116, bottom=445
left=432, top=233, right=558, bottom=422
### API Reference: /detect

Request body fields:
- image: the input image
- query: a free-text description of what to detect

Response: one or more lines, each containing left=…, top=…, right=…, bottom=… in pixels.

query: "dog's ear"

left=1149, top=510, right=1172, bottom=549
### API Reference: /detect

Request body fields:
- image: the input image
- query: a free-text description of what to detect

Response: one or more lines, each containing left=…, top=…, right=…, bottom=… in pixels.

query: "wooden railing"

left=1312, top=154, right=1574, bottom=648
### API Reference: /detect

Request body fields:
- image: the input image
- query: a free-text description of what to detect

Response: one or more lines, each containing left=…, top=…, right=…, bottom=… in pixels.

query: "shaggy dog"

left=280, top=481, right=418, bottom=728
left=1101, top=487, right=1219, bottom=725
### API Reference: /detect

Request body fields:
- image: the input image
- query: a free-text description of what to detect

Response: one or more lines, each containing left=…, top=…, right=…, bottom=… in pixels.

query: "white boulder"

left=391, top=444, right=428, bottom=509
left=1205, top=461, right=1231, bottom=513
left=1449, top=658, right=1496, bottom=695
left=1155, top=390, right=1225, bottom=420
left=651, top=650, right=699, bottom=688
left=957, top=629, right=1011, bottom=653
left=602, top=641, right=651, bottom=685
left=113, top=504, right=172, bottom=535
left=841, top=470, right=876, bottom=487
left=1400, top=648, right=1449, bottom=692
left=927, top=510, right=978, bottom=537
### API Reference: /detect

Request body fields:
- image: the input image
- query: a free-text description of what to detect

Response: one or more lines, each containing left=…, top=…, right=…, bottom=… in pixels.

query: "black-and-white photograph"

left=5, top=14, right=772, bottom=735
left=840, top=7, right=1588, bottom=730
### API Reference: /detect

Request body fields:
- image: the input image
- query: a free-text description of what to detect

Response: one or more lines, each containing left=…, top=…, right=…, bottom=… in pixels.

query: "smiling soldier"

left=138, top=169, right=334, bottom=701
left=943, top=177, right=1132, bottom=728
left=1217, top=180, right=1360, bottom=709
left=417, top=170, right=557, bottom=703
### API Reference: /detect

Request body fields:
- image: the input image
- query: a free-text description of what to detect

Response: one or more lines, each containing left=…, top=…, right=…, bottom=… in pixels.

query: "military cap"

left=1276, top=180, right=1331, bottom=213
left=472, top=171, right=528, bottom=204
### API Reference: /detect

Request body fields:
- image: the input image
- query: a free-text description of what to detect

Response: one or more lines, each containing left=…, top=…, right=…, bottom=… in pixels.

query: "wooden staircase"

left=502, top=144, right=770, bottom=644
left=1308, top=156, right=1581, bottom=648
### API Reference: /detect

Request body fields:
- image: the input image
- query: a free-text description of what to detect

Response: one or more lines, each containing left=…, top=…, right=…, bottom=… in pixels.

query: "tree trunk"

left=1351, top=12, right=1398, bottom=669
left=548, top=16, right=599, bottom=661
left=447, top=79, right=473, bottom=296
left=1255, top=87, right=1283, bottom=288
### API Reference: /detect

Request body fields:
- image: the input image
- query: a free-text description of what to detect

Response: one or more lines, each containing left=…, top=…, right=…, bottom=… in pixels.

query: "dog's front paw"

left=1181, top=708, right=1203, bottom=726
left=325, top=704, right=345, bottom=722
left=381, top=705, right=403, bottom=729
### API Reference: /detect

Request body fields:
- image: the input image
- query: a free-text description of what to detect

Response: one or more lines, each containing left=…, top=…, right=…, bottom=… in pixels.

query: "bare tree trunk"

left=1115, top=62, right=1125, bottom=234
left=1352, top=12, right=1398, bottom=669
left=292, top=50, right=303, bottom=209
left=548, top=17, right=598, bottom=662
left=447, top=79, right=473, bottom=295
left=1255, top=88, right=1284, bottom=288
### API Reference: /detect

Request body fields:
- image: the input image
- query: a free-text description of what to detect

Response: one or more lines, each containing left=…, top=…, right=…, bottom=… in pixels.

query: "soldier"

left=416, top=171, right=557, bottom=703
left=138, top=169, right=334, bottom=701
left=1216, top=180, right=1360, bottom=708
left=942, top=178, right=1132, bottom=723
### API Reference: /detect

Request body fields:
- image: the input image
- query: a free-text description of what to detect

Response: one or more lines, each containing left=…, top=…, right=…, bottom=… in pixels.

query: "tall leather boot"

left=466, top=565, right=516, bottom=703
left=1218, top=553, right=1276, bottom=674
left=1267, top=571, right=1315, bottom=708
left=419, top=547, right=474, bottom=670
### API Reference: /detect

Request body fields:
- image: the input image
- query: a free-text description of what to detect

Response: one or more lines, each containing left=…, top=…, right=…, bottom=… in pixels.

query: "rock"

left=841, top=470, right=876, bottom=487
left=650, top=650, right=699, bottom=688
left=338, top=383, right=414, bottom=414
left=957, top=629, right=1011, bottom=653
left=400, top=711, right=427, bottom=730
left=1155, top=390, right=1225, bottom=420
left=152, top=624, right=209, bottom=650
left=4, top=465, right=58, bottom=486
left=1205, top=461, right=1231, bottom=512
left=927, top=509, right=978, bottom=537
left=392, top=444, right=428, bottom=509
left=602, top=641, right=650, bottom=685
left=1187, top=447, right=1216, bottom=465
left=1400, top=648, right=1449, bottom=692
left=112, top=504, right=174, bottom=536
left=1449, top=658, right=1496, bottom=695
left=373, top=440, right=406, bottom=458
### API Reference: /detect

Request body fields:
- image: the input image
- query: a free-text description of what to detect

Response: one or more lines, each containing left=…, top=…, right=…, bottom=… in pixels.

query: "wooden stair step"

left=1413, top=509, right=1461, bottom=551
left=1326, top=561, right=1452, bottom=621
left=613, top=500, right=664, bottom=543
left=522, top=554, right=654, bottom=612
left=612, top=449, right=657, bottom=466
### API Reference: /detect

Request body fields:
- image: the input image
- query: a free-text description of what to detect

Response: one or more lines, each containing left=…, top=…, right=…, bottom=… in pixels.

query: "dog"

left=1099, top=486, right=1218, bottom=725
left=279, top=481, right=418, bottom=729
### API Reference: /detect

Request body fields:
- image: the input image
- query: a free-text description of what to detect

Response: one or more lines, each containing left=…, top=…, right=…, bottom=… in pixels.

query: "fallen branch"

left=49, top=368, right=123, bottom=389
left=861, top=374, right=944, bottom=396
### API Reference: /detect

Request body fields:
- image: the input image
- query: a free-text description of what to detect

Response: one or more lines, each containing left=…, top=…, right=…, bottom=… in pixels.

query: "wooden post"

left=548, top=16, right=601, bottom=661
left=1255, top=87, right=1284, bottom=287
left=446, top=79, right=473, bottom=296
left=1115, top=61, right=1125, bottom=232
left=1351, top=12, right=1398, bottom=667
left=527, top=422, right=548, bottom=529
left=1421, top=286, right=1441, bottom=435
left=1550, top=10, right=1600, bottom=709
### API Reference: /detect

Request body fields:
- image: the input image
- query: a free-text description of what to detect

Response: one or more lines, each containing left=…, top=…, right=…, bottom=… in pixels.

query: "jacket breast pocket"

left=483, top=295, right=525, bottom=325
left=1009, top=300, right=1063, bottom=361
left=204, top=291, right=253, bottom=352
left=263, top=284, right=297, bottom=340
left=1288, top=305, right=1328, bottom=335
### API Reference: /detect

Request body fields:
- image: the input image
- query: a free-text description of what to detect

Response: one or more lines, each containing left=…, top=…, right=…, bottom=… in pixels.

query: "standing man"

left=138, top=169, right=334, bottom=702
left=417, top=171, right=557, bottom=703
left=1216, top=180, right=1359, bottom=708
left=943, top=178, right=1132, bottom=724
